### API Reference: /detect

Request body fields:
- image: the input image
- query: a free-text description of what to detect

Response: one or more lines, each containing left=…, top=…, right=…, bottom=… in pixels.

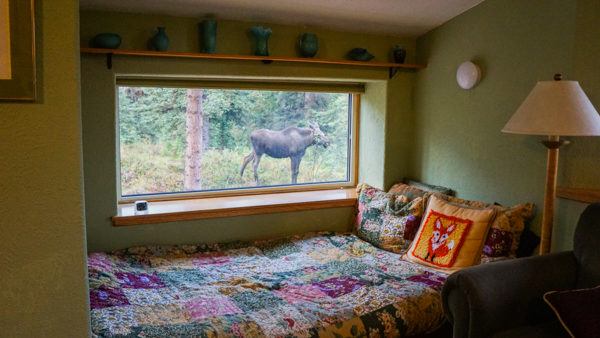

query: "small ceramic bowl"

left=92, top=33, right=122, bottom=49
left=347, top=48, right=374, bottom=61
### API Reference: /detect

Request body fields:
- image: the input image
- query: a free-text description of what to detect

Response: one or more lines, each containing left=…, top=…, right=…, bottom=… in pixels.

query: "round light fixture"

left=456, top=61, right=481, bottom=90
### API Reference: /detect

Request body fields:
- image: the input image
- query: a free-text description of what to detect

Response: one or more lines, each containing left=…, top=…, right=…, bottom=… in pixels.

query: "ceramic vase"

left=347, top=48, right=374, bottom=61
left=250, top=26, right=272, bottom=56
left=200, top=19, right=217, bottom=53
left=151, top=27, right=170, bottom=51
left=392, top=45, right=406, bottom=64
left=299, top=33, right=318, bottom=57
left=92, top=33, right=122, bottom=49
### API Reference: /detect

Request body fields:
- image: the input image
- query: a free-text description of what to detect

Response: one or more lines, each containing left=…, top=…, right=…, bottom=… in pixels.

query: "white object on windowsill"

left=456, top=61, right=481, bottom=90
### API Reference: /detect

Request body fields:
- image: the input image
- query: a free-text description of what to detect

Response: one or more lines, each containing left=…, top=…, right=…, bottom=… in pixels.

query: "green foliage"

left=118, top=86, right=351, bottom=195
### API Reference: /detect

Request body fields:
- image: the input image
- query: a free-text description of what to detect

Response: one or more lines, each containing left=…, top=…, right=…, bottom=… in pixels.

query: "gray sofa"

left=442, top=203, right=600, bottom=338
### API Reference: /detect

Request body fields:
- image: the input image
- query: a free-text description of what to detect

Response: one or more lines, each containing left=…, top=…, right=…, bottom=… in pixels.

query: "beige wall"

left=413, top=0, right=599, bottom=252
left=80, top=11, right=416, bottom=252
left=0, top=0, right=90, bottom=336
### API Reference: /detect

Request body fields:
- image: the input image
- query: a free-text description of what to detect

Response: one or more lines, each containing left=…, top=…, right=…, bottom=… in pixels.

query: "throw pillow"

left=544, top=286, right=600, bottom=338
left=355, top=183, right=426, bottom=254
left=483, top=203, right=535, bottom=259
left=404, top=195, right=496, bottom=272
left=433, top=193, right=534, bottom=261
left=389, top=181, right=455, bottom=199
left=405, top=179, right=455, bottom=196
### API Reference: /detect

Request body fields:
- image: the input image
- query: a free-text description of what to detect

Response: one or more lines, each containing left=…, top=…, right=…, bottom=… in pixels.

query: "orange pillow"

left=404, top=195, right=496, bottom=272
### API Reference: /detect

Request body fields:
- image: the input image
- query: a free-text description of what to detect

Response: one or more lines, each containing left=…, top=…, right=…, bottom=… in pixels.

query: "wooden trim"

left=557, top=187, right=600, bottom=203
left=117, top=92, right=361, bottom=204
left=81, top=48, right=426, bottom=70
left=113, top=188, right=357, bottom=226
left=352, top=93, right=361, bottom=186
left=119, top=183, right=355, bottom=204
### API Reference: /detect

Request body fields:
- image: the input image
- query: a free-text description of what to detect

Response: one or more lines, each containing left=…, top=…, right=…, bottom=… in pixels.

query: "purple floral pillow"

left=355, top=184, right=425, bottom=254
left=481, top=203, right=535, bottom=262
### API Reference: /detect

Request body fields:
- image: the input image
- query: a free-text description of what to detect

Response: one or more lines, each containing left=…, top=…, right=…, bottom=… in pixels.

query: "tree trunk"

left=303, top=92, right=315, bottom=120
left=184, top=89, right=204, bottom=191
left=202, top=113, right=210, bottom=151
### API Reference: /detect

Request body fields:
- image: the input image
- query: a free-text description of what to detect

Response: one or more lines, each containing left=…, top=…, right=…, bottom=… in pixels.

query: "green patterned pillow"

left=355, top=183, right=426, bottom=254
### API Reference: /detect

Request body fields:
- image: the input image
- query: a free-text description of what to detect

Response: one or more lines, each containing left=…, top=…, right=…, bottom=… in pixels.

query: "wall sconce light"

left=456, top=61, right=481, bottom=90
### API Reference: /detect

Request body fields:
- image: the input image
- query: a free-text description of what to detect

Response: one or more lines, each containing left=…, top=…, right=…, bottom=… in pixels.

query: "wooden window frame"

left=115, top=83, right=361, bottom=204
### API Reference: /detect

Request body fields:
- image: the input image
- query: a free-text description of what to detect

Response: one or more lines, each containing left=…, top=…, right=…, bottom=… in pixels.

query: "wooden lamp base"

left=539, top=136, right=569, bottom=255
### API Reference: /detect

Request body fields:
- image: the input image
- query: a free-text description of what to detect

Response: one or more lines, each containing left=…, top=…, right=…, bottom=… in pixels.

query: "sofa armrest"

left=442, top=252, right=577, bottom=338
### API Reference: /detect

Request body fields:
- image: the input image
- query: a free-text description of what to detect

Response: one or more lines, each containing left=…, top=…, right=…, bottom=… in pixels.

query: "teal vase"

left=151, top=27, right=169, bottom=51
left=250, top=26, right=272, bottom=56
left=92, top=33, right=122, bottom=49
left=299, top=33, right=318, bottom=57
left=200, top=19, right=217, bottom=53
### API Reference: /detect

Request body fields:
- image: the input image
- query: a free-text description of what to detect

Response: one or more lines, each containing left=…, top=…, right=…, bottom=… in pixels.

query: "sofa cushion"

left=574, top=203, right=600, bottom=288
left=355, top=183, right=426, bottom=253
left=544, top=285, right=600, bottom=338
left=404, top=195, right=495, bottom=272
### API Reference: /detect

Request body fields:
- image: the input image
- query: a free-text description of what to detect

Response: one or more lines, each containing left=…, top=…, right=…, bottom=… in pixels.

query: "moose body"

left=240, top=122, right=330, bottom=185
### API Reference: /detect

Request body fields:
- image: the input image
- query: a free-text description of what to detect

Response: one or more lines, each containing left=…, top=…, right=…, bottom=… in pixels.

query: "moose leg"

left=252, top=153, right=262, bottom=185
left=290, top=156, right=301, bottom=184
left=240, top=152, right=254, bottom=177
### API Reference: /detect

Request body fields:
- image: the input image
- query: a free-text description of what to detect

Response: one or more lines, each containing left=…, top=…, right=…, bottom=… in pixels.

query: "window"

left=117, top=81, right=359, bottom=201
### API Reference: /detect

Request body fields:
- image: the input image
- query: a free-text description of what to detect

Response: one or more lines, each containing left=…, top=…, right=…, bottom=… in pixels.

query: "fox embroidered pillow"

left=355, top=184, right=426, bottom=254
left=432, top=193, right=535, bottom=262
left=404, top=195, right=496, bottom=272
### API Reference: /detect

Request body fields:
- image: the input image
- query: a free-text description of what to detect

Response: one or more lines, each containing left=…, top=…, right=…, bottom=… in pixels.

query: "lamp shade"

left=502, top=80, right=600, bottom=136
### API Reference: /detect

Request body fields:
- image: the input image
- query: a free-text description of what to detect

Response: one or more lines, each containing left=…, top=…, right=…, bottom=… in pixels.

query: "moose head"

left=308, top=121, right=331, bottom=148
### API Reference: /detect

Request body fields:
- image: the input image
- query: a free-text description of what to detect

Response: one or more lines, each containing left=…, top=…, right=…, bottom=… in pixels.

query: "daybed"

left=89, top=232, right=449, bottom=337
left=88, top=181, right=535, bottom=337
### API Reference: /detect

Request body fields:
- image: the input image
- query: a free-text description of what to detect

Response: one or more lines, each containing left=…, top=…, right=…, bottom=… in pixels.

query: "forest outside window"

left=117, top=80, right=360, bottom=201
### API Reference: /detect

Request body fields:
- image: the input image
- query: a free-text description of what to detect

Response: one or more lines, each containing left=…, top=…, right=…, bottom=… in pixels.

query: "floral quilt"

left=88, top=232, right=447, bottom=337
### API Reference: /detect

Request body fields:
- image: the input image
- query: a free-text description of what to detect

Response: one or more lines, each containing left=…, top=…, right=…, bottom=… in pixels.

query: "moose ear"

left=308, top=121, right=317, bottom=129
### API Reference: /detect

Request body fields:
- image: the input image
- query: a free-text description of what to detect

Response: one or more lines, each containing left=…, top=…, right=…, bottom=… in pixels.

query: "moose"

left=240, top=122, right=331, bottom=185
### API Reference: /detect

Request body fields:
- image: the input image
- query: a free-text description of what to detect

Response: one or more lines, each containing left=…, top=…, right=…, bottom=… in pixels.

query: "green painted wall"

left=80, top=11, right=416, bottom=252
left=413, top=0, right=600, bottom=252
left=0, top=0, right=90, bottom=336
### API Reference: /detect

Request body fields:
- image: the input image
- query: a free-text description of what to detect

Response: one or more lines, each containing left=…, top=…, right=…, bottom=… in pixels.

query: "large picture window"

left=117, top=82, right=359, bottom=200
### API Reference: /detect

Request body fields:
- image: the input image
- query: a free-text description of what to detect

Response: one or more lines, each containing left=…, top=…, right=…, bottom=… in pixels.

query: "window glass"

left=118, top=86, right=354, bottom=198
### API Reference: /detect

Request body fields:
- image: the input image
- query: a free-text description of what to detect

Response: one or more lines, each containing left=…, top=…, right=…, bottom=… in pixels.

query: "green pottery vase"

left=151, top=27, right=169, bottom=51
left=200, top=19, right=217, bottom=53
left=299, top=33, right=318, bottom=57
left=251, top=26, right=272, bottom=56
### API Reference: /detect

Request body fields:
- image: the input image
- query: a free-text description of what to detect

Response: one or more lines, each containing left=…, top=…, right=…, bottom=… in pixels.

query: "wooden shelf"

left=113, top=188, right=357, bottom=226
left=557, top=187, right=600, bottom=203
left=80, top=47, right=425, bottom=78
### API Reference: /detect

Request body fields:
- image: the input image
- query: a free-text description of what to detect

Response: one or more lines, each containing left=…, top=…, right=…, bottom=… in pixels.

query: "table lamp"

left=502, top=74, right=600, bottom=254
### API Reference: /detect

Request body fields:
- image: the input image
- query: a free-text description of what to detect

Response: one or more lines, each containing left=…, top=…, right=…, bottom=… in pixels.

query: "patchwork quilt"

left=89, top=232, right=447, bottom=337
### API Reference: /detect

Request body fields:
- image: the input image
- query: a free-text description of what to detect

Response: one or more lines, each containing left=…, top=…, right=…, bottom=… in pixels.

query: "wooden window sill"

left=113, top=188, right=357, bottom=226
left=557, top=187, right=600, bottom=203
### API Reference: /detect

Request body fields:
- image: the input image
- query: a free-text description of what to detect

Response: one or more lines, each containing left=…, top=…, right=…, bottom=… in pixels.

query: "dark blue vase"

left=151, top=27, right=169, bottom=51
left=299, top=33, right=318, bottom=58
left=200, top=19, right=217, bottom=53
left=392, top=45, right=406, bottom=63
left=250, top=26, right=272, bottom=56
